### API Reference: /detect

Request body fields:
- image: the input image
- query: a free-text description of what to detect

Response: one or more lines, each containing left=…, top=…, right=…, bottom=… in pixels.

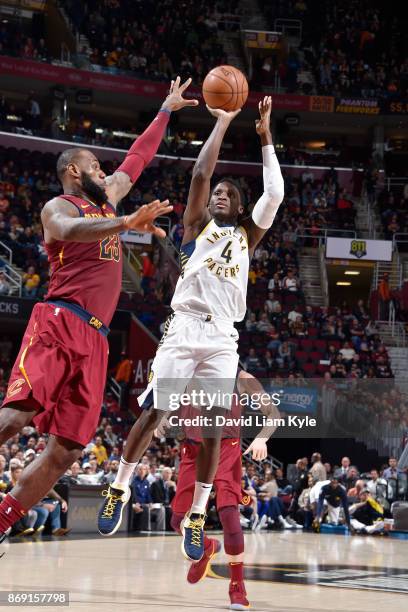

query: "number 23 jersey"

left=44, top=194, right=122, bottom=326
left=171, top=219, right=249, bottom=322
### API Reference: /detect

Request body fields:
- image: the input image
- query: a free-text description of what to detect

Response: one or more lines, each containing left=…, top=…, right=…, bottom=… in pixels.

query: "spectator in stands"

left=22, top=265, right=40, bottom=297
left=103, top=459, right=120, bottom=485
left=264, top=291, right=281, bottom=314
left=339, top=341, right=356, bottom=363
left=132, top=464, right=165, bottom=531
left=347, top=478, right=366, bottom=501
left=383, top=456, right=404, bottom=479
left=378, top=272, right=391, bottom=320
left=150, top=466, right=176, bottom=506
left=91, top=436, right=109, bottom=466
left=334, top=456, right=351, bottom=481
left=114, top=352, right=133, bottom=393
left=296, top=473, right=315, bottom=529
left=366, top=468, right=387, bottom=499
left=32, top=489, right=69, bottom=536
left=244, top=348, right=261, bottom=373
left=282, top=269, right=301, bottom=296
left=276, top=341, right=294, bottom=369
left=310, top=452, right=327, bottom=482
left=103, top=424, right=118, bottom=450
left=0, top=271, right=10, bottom=295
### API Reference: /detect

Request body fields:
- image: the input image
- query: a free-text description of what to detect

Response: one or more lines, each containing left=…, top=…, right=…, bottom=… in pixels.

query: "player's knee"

left=140, top=408, right=163, bottom=431
left=0, top=409, right=24, bottom=441
left=45, top=439, right=82, bottom=471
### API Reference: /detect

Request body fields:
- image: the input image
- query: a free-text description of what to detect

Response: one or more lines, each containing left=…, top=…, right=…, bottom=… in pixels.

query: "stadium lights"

left=344, top=270, right=360, bottom=275
left=336, top=281, right=351, bottom=286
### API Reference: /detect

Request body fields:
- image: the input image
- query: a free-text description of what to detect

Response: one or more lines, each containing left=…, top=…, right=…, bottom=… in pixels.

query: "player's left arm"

left=238, top=370, right=282, bottom=461
left=104, top=77, right=198, bottom=207
left=241, top=96, right=285, bottom=253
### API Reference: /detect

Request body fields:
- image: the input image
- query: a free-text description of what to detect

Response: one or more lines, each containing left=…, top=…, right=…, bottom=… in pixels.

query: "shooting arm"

left=184, top=107, right=240, bottom=236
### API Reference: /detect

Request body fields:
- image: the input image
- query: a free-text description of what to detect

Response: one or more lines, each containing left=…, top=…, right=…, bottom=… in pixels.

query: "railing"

left=241, top=438, right=283, bottom=473
left=0, top=241, right=12, bottom=264
left=296, top=228, right=356, bottom=249
left=0, top=241, right=23, bottom=296
left=376, top=319, right=406, bottom=347
left=385, top=177, right=408, bottom=191
left=106, top=376, right=122, bottom=407
left=393, top=233, right=408, bottom=251
left=319, top=245, right=329, bottom=306
left=274, top=18, right=302, bottom=43
left=122, top=242, right=142, bottom=272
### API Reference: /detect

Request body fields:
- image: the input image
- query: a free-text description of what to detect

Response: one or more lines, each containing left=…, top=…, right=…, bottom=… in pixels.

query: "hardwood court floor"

left=1, top=531, right=407, bottom=611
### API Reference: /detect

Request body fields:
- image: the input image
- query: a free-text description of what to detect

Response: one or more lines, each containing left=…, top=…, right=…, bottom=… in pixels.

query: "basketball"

left=202, top=65, right=249, bottom=111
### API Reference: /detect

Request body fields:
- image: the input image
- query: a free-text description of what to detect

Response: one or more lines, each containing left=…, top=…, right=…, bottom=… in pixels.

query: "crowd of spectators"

left=1, top=0, right=406, bottom=102
left=241, top=452, right=407, bottom=535
left=378, top=184, right=408, bottom=241
left=259, top=0, right=407, bottom=100
left=1, top=412, right=406, bottom=537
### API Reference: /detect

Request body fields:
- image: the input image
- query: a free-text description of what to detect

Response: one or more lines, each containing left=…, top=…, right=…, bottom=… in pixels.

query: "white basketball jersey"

left=171, top=219, right=249, bottom=322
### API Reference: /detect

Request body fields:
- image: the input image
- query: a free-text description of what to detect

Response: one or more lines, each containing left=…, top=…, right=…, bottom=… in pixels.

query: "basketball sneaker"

left=187, top=538, right=221, bottom=584
left=181, top=511, right=206, bottom=561
left=98, top=485, right=131, bottom=536
left=229, top=580, right=250, bottom=610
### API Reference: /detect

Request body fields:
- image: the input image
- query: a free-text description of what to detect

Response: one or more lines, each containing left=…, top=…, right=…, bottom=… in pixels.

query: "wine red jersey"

left=44, top=195, right=122, bottom=326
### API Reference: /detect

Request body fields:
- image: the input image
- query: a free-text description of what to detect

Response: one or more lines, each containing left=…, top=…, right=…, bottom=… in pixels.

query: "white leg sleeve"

left=251, top=144, right=285, bottom=229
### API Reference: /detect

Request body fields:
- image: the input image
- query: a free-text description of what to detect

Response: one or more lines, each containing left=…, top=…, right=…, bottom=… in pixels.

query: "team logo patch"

left=89, top=316, right=103, bottom=330
left=241, top=492, right=251, bottom=506
left=148, top=369, right=154, bottom=384
left=350, top=239, right=367, bottom=258
left=6, top=378, right=25, bottom=398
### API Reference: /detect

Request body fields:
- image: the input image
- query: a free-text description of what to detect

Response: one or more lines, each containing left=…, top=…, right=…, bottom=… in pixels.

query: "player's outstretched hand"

left=243, top=438, right=268, bottom=461
left=206, top=105, right=241, bottom=123
left=162, top=76, right=199, bottom=111
left=125, top=199, right=173, bottom=238
left=255, top=95, right=272, bottom=136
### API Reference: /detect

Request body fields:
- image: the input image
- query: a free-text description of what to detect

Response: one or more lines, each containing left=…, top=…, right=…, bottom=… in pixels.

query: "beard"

left=80, top=171, right=107, bottom=206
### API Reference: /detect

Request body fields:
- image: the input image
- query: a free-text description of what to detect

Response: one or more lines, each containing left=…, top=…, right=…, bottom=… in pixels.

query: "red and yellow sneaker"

left=187, top=538, right=221, bottom=584
left=229, top=580, right=250, bottom=610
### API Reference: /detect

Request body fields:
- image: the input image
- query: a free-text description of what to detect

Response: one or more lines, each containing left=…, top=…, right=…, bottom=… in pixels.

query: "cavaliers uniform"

left=138, top=219, right=249, bottom=411
left=1, top=195, right=122, bottom=447
left=172, top=381, right=251, bottom=514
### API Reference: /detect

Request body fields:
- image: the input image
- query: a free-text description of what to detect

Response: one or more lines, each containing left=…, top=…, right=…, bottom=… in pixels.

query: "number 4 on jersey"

left=220, top=240, right=233, bottom=264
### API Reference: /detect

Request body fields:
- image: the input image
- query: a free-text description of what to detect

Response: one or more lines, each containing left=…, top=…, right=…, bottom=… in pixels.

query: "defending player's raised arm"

left=41, top=197, right=173, bottom=244
left=104, top=77, right=198, bottom=206
left=237, top=370, right=281, bottom=461
left=241, top=96, right=284, bottom=252
left=183, top=106, right=240, bottom=238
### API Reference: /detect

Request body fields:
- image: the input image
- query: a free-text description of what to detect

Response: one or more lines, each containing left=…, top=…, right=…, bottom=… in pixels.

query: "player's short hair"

left=56, top=148, right=87, bottom=181
left=212, top=177, right=247, bottom=209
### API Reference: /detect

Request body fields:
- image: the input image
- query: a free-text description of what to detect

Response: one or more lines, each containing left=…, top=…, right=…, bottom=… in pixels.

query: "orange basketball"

left=202, top=65, right=249, bottom=111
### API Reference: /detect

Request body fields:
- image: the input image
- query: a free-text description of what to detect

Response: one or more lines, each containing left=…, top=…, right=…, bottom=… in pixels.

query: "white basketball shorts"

left=137, top=310, right=240, bottom=411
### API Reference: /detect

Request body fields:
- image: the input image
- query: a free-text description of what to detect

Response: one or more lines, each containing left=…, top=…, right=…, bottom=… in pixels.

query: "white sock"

left=190, top=481, right=212, bottom=515
left=112, top=457, right=138, bottom=490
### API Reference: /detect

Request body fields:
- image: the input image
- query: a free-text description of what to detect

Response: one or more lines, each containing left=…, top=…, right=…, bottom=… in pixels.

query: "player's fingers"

left=152, top=225, right=166, bottom=238
left=174, top=75, right=181, bottom=89
left=243, top=447, right=250, bottom=455
left=180, top=76, right=192, bottom=92
left=182, top=99, right=199, bottom=106
left=169, top=80, right=174, bottom=93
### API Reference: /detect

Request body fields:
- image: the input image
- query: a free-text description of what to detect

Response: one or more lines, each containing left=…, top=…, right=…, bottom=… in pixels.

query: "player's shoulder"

left=41, top=196, right=80, bottom=220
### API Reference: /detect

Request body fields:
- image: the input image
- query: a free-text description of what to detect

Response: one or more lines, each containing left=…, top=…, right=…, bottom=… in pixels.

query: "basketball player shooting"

left=97, top=96, right=284, bottom=564
left=0, top=77, right=197, bottom=544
